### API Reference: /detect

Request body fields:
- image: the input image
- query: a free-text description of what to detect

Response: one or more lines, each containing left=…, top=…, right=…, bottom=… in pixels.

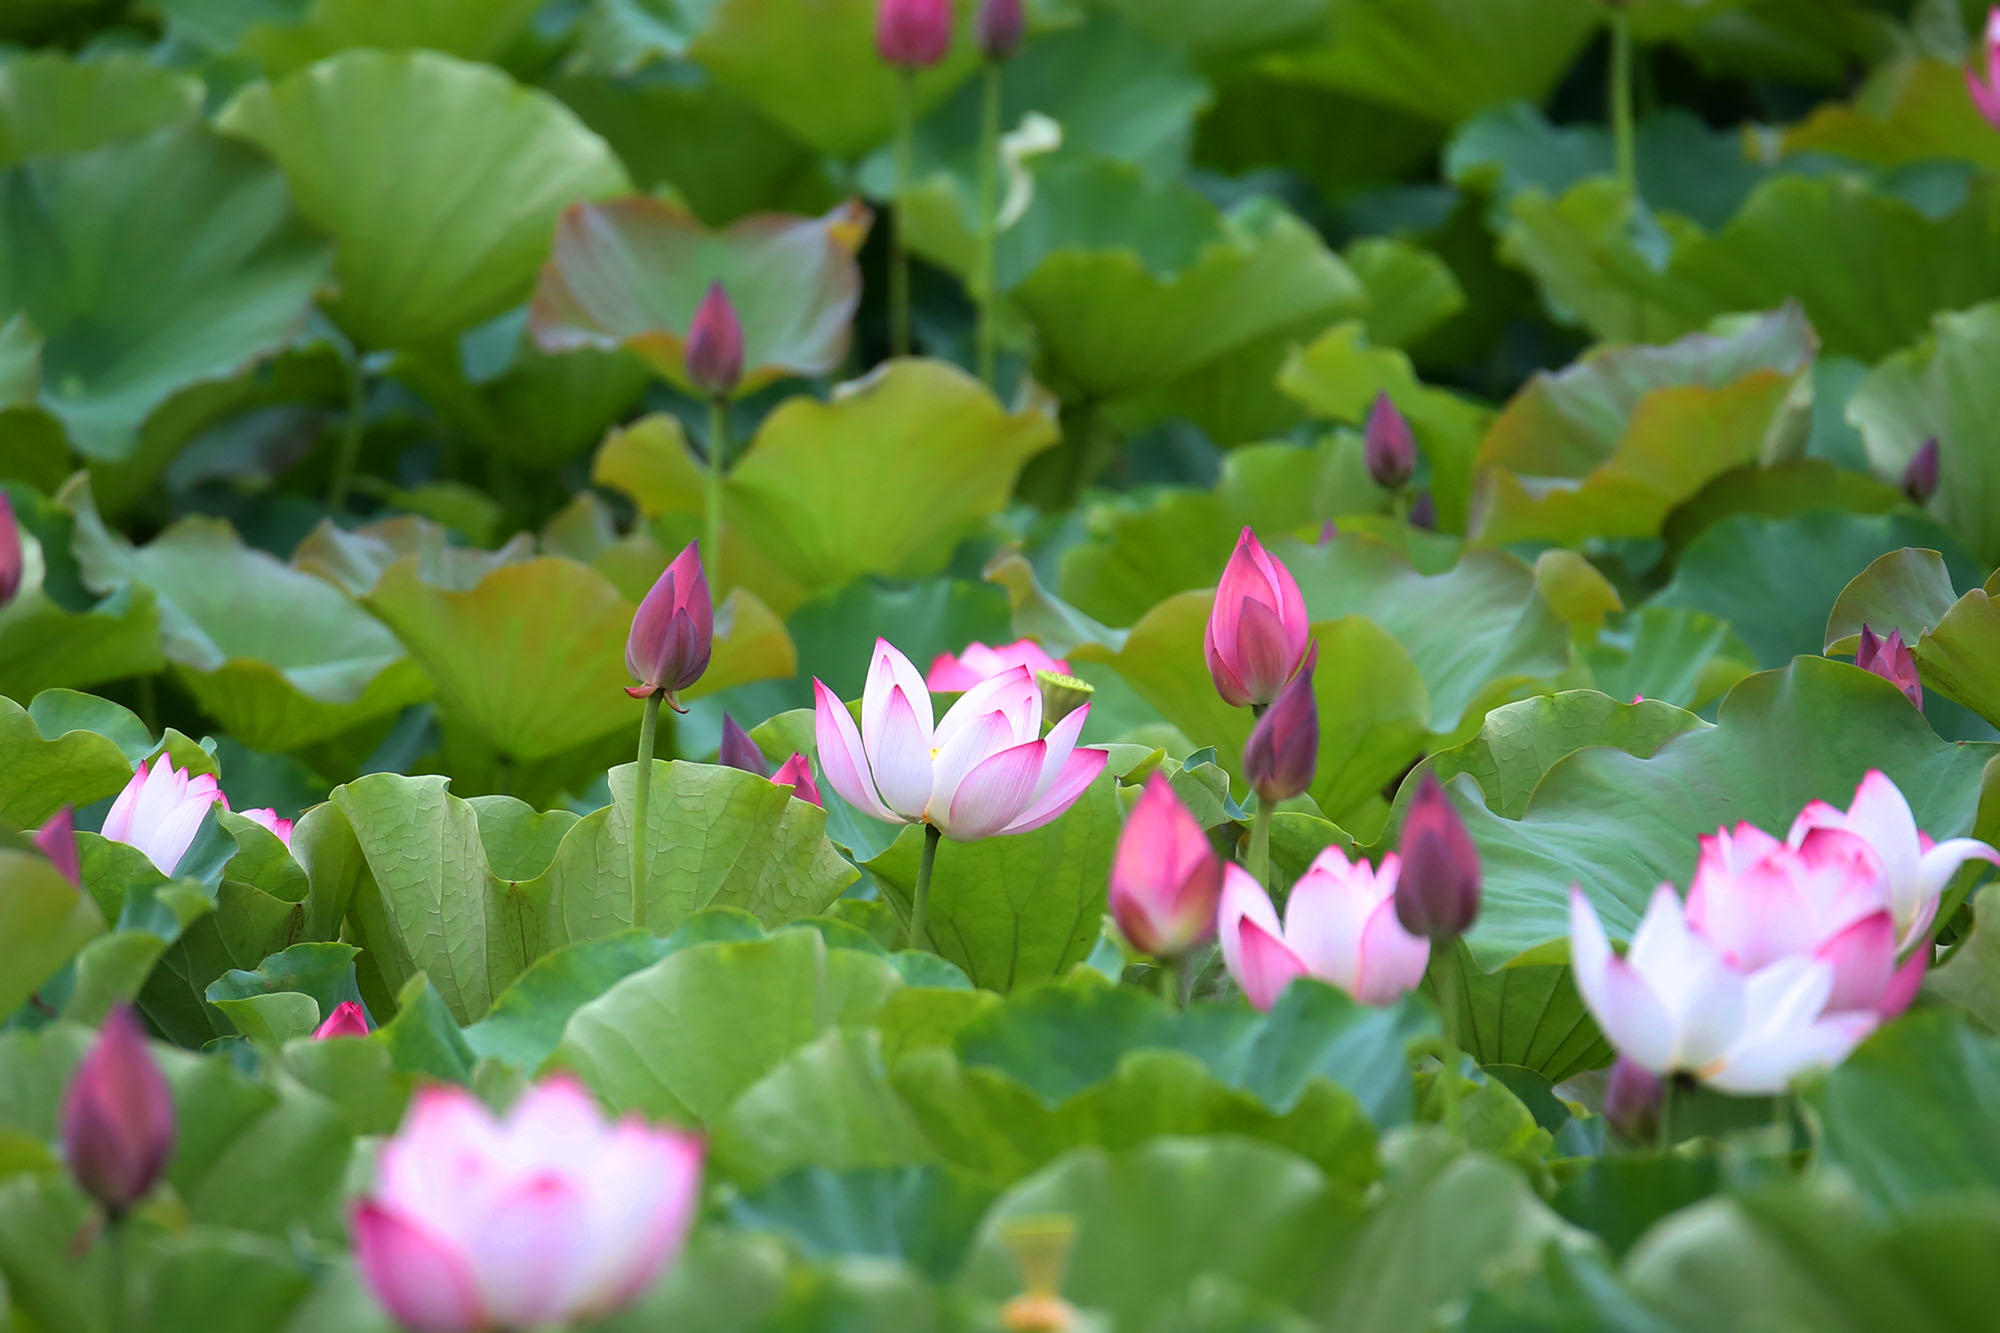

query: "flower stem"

left=1432, top=940, right=1464, bottom=1138
left=891, top=71, right=916, bottom=359
left=910, top=822, right=942, bottom=951
left=106, top=1216, right=128, bottom=1333
left=326, top=353, right=366, bottom=512
left=1247, top=803, right=1273, bottom=886
left=974, top=62, right=1003, bottom=387
left=1610, top=8, right=1636, bottom=199
left=1657, top=1076, right=1675, bottom=1152
left=705, top=396, right=729, bottom=591
left=630, top=691, right=664, bottom=933
left=1155, top=958, right=1179, bottom=1006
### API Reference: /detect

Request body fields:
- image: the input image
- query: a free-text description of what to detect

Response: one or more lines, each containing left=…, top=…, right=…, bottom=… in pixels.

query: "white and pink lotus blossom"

left=102, top=758, right=225, bottom=875
left=813, top=639, right=1108, bottom=842
left=926, top=639, right=1069, bottom=693
left=352, top=1079, right=703, bottom=1333
left=1219, top=853, right=1430, bottom=1010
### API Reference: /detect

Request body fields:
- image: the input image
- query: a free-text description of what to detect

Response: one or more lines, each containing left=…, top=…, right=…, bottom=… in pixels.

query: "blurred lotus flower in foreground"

left=1902, top=437, right=1940, bottom=504
left=34, top=807, right=79, bottom=886
left=0, top=492, right=20, bottom=609
left=353, top=1079, right=703, bottom=1333
left=62, top=1006, right=175, bottom=1219
left=876, top=0, right=953, bottom=68
left=928, top=639, right=1070, bottom=693
left=313, top=1002, right=372, bottom=1040
left=1852, top=625, right=1922, bottom=710
left=683, top=281, right=744, bottom=400
left=1108, top=774, right=1222, bottom=958
left=772, top=754, right=822, bottom=808
left=1393, top=774, right=1481, bottom=940
left=240, top=807, right=294, bottom=848
left=625, top=541, right=713, bottom=705
left=814, top=639, right=1107, bottom=841
left=103, top=757, right=224, bottom=876
left=1220, top=851, right=1430, bottom=1009
left=1205, top=528, right=1310, bottom=708
left=1569, top=886, right=1877, bottom=1095
left=998, top=113, right=1063, bottom=229
left=1968, top=8, right=2000, bottom=129
left=1244, top=649, right=1317, bottom=803
left=1364, top=391, right=1416, bottom=491
left=717, top=713, right=769, bottom=777
left=976, top=0, right=1024, bottom=60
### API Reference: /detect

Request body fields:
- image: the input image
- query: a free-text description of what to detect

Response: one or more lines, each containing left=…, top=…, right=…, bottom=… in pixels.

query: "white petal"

left=861, top=639, right=933, bottom=759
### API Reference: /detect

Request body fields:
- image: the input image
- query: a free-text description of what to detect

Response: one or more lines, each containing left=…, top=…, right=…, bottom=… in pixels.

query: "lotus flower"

left=1853, top=625, right=1922, bottom=710
left=1408, top=491, right=1437, bottom=532
left=1243, top=650, right=1317, bottom=803
left=1569, top=886, right=1877, bottom=1095
left=1603, top=1056, right=1664, bottom=1143
left=717, top=713, right=770, bottom=777
left=62, top=1006, right=175, bottom=1219
left=813, top=639, right=1108, bottom=842
left=1969, top=8, right=2000, bottom=129
left=976, top=0, right=1023, bottom=60
left=102, top=757, right=225, bottom=876
left=352, top=1079, right=703, bottom=1333
left=772, top=754, right=822, bottom=807
left=926, top=639, right=1070, bottom=693
left=1108, top=774, right=1222, bottom=958
left=34, top=807, right=79, bottom=886
left=1786, top=769, right=2000, bottom=950
left=1364, top=391, right=1416, bottom=491
left=876, top=0, right=953, bottom=68
left=684, top=281, right=744, bottom=399
left=0, top=492, right=20, bottom=609
left=1394, top=774, right=1481, bottom=940
left=1903, top=437, right=1940, bottom=504
left=240, top=807, right=294, bottom=848
left=1205, top=528, right=1311, bottom=708
left=625, top=541, right=713, bottom=703
left=1219, top=852, right=1430, bottom=1009
left=314, top=1002, right=372, bottom=1040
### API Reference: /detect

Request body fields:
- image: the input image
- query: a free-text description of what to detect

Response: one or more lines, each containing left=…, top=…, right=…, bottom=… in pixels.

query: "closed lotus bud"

left=1394, top=773, right=1481, bottom=939
left=1204, top=528, right=1311, bottom=708
left=1243, top=651, right=1317, bottom=804
left=1364, top=392, right=1416, bottom=491
left=1603, top=1056, right=1664, bottom=1143
left=976, top=0, right=1024, bottom=61
left=684, top=281, right=744, bottom=400
left=876, top=0, right=953, bottom=69
left=34, top=806, right=79, bottom=887
left=1902, top=438, right=1940, bottom=504
left=717, top=713, right=770, bottom=777
left=1408, top=491, right=1437, bottom=532
left=0, top=492, right=20, bottom=609
left=772, top=753, right=822, bottom=807
left=1108, top=773, right=1224, bottom=959
left=1970, top=9, right=2000, bottom=130
left=62, top=1006, right=175, bottom=1219
left=1036, top=669, right=1093, bottom=726
left=625, top=541, right=714, bottom=703
left=1855, top=624, right=1923, bottom=709
left=313, top=1001, right=372, bottom=1040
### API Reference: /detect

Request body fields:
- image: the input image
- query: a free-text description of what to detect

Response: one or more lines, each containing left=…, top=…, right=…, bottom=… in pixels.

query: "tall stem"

left=1247, top=803, right=1273, bottom=886
left=327, top=354, right=366, bottom=511
left=974, top=62, right=1003, bottom=387
left=910, top=822, right=942, bottom=951
left=705, top=396, right=729, bottom=591
left=1610, top=10, right=1637, bottom=200
left=891, top=71, right=916, bottom=359
left=630, top=691, right=664, bottom=933
left=106, top=1217, right=128, bottom=1333
left=1657, top=1076, right=1676, bottom=1152
left=1433, top=940, right=1464, bottom=1138
left=1155, top=958, right=1179, bottom=1007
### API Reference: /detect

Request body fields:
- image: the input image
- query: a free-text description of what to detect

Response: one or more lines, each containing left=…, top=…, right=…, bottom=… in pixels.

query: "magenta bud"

left=1408, top=491, right=1436, bottom=532
left=1243, top=649, right=1318, bottom=804
left=0, top=492, right=21, bottom=609
left=772, top=753, right=822, bottom=807
left=1903, top=438, right=1940, bottom=504
left=976, top=0, right=1023, bottom=60
left=876, top=0, right=953, bottom=68
left=1603, top=1056, right=1664, bottom=1143
left=1109, top=773, right=1224, bottom=958
left=1855, top=624, right=1923, bottom=709
left=313, top=1001, right=372, bottom=1040
left=625, top=541, right=714, bottom=703
left=34, top=806, right=79, bottom=887
left=62, top=1006, right=175, bottom=1218
left=1317, top=520, right=1339, bottom=545
left=717, top=713, right=770, bottom=777
left=1364, top=392, right=1416, bottom=491
left=685, top=281, right=744, bottom=400
left=1393, top=773, right=1482, bottom=939
left=1204, top=527, right=1312, bottom=708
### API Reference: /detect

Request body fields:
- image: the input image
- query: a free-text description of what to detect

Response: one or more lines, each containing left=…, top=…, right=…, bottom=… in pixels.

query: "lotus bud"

left=1204, top=528, right=1311, bottom=708
left=1970, top=9, right=2000, bottom=130
left=0, top=492, right=20, bottom=609
left=1108, top=773, right=1224, bottom=959
left=1318, top=519, right=1339, bottom=544
left=1364, top=392, right=1417, bottom=491
left=876, top=0, right=953, bottom=69
left=684, top=281, right=744, bottom=400
left=1902, top=438, right=1940, bottom=504
left=34, top=807, right=79, bottom=887
left=1603, top=1056, right=1664, bottom=1144
left=240, top=808, right=294, bottom=848
left=313, top=1002, right=372, bottom=1040
left=717, top=713, right=770, bottom=777
left=1854, top=624, right=1923, bottom=709
left=1408, top=491, right=1437, bottom=532
left=772, top=753, right=822, bottom=807
left=976, top=0, right=1024, bottom=61
left=625, top=541, right=714, bottom=705
left=1243, top=649, right=1317, bottom=804
left=1036, top=669, right=1093, bottom=726
left=1393, top=773, right=1482, bottom=939
left=61, top=1006, right=175, bottom=1219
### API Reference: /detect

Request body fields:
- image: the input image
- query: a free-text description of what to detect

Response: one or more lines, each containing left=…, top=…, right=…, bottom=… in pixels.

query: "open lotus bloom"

left=926, top=639, right=1070, bottom=693
left=1570, top=886, right=1878, bottom=1096
left=1204, top=528, right=1311, bottom=708
left=353, top=1079, right=703, bottom=1333
left=102, top=758, right=225, bottom=875
left=1219, top=853, right=1430, bottom=1009
left=813, top=639, right=1108, bottom=842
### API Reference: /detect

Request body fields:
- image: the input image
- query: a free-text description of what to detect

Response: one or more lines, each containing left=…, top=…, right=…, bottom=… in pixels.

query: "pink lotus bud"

left=1317, top=520, right=1339, bottom=544
left=1854, top=624, right=1922, bottom=709
left=0, top=492, right=21, bottom=609
left=313, top=1001, right=372, bottom=1040
left=1393, top=773, right=1481, bottom=939
left=240, top=807, right=294, bottom=848
left=772, top=753, right=822, bottom=807
left=1363, top=391, right=1416, bottom=491
left=1902, top=438, right=1940, bottom=504
left=976, top=0, right=1023, bottom=60
left=1970, top=9, right=2000, bottom=129
left=102, top=757, right=225, bottom=876
left=352, top=1079, right=703, bottom=1331
left=625, top=541, right=713, bottom=703
left=61, top=1006, right=175, bottom=1219
left=1408, top=491, right=1437, bottom=532
left=1243, top=649, right=1317, bottom=804
left=1204, top=528, right=1311, bottom=708
left=876, top=0, right=953, bottom=69
left=717, top=713, right=770, bottom=777
left=1108, top=774, right=1223, bottom=958
left=684, top=281, right=744, bottom=400
left=1603, top=1056, right=1664, bottom=1143
left=927, top=639, right=1069, bottom=693
left=34, top=807, right=79, bottom=886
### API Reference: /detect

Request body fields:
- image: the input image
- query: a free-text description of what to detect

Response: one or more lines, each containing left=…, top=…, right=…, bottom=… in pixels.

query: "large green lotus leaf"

left=1924, top=890, right=2000, bottom=1033
left=726, top=1164, right=996, bottom=1282
left=1580, top=607, right=1757, bottom=712
left=1658, top=458, right=1908, bottom=562
left=1423, top=692, right=1703, bottom=823
left=1452, top=657, right=1999, bottom=968
left=0, top=52, right=202, bottom=167
left=0, top=847, right=104, bottom=1022
left=0, top=124, right=331, bottom=462
left=709, top=1028, right=932, bottom=1188
left=462, top=930, right=675, bottom=1069
left=1825, top=550, right=2000, bottom=732
left=1471, top=306, right=1816, bottom=545
left=0, top=492, right=163, bottom=705
left=1444, top=939, right=1609, bottom=1083
left=594, top=362, right=1059, bottom=615
left=1495, top=178, right=1710, bottom=344
left=204, top=941, right=362, bottom=1046
left=1845, top=300, right=2000, bottom=569
left=218, top=50, right=629, bottom=349
left=240, top=0, right=545, bottom=74
left=291, top=514, right=536, bottom=597
left=1099, top=0, right=1328, bottom=65
left=529, top=197, right=869, bottom=396
left=1781, top=58, right=2000, bottom=173
left=0, top=693, right=147, bottom=826
left=1344, top=235, right=1468, bottom=352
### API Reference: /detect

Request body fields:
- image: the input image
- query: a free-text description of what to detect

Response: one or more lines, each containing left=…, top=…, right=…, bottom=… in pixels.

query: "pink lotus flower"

left=62, top=1006, right=175, bottom=1219
left=1108, top=774, right=1222, bottom=958
left=240, top=807, right=294, bottom=848
left=975, top=0, right=1023, bottom=61
left=625, top=541, right=713, bottom=703
left=876, top=0, right=953, bottom=68
left=772, top=753, right=822, bottom=808
left=35, top=807, right=79, bottom=886
left=1853, top=625, right=1922, bottom=709
left=313, top=1002, right=372, bottom=1040
left=926, top=639, right=1069, bottom=693
left=1394, top=773, right=1481, bottom=940
left=684, top=281, right=744, bottom=399
left=813, top=639, right=1108, bottom=842
left=102, top=757, right=225, bottom=875
left=1205, top=528, right=1310, bottom=708
left=352, top=1079, right=703, bottom=1333
left=0, top=492, right=20, bottom=609
left=1970, top=8, right=2000, bottom=128
left=1364, top=391, right=1416, bottom=491
left=717, top=713, right=769, bottom=777
left=1220, top=852, right=1431, bottom=1009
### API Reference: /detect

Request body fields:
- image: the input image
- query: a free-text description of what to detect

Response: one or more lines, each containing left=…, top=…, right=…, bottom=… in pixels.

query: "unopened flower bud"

left=684, top=281, right=744, bottom=399
left=772, top=753, right=822, bottom=807
left=1603, top=1056, right=1664, bottom=1143
left=1903, top=438, right=1940, bottom=504
left=876, top=0, right=953, bottom=69
left=1408, top=491, right=1437, bottom=532
left=34, top=807, right=79, bottom=887
left=625, top=541, right=714, bottom=704
left=0, top=492, right=20, bottom=609
left=1364, top=392, right=1417, bottom=491
left=313, top=1002, right=372, bottom=1040
left=1205, top=528, right=1311, bottom=708
left=1109, top=773, right=1224, bottom=959
left=1394, top=773, right=1481, bottom=939
left=976, top=0, right=1024, bottom=60
left=62, top=1006, right=175, bottom=1218
left=1036, top=669, right=1093, bottom=726
left=1854, top=624, right=1923, bottom=709
left=717, top=713, right=770, bottom=777
left=1243, top=652, right=1317, bottom=804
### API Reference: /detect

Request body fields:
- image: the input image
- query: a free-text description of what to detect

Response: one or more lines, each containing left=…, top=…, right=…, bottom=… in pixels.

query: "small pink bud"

left=684, top=281, right=744, bottom=400
left=0, top=492, right=21, bottom=609
left=625, top=541, right=714, bottom=703
left=1408, top=491, right=1437, bottom=532
left=1243, top=648, right=1317, bottom=804
left=1393, top=773, right=1481, bottom=939
left=772, top=753, right=822, bottom=807
left=976, top=0, right=1023, bottom=60
left=1363, top=392, right=1416, bottom=491
left=876, top=0, right=953, bottom=69
left=313, top=1002, right=372, bottom=1040
left=717, top=713, right=770, bottom=777
left=1204, top=528, right=1311, bottom=708
left=61, top=1006, right=175, bottom=1219
left=1317, top=520, right=1339, bottom=545
left=1969, top=9, right=2000, bottom=129
left=34, top=807, right=79, bottom=887
left=1903, top=438, right=1940, bottom=504
left=1604, top=1056, right=1664, bottom=1143
left=1855, top=624, right=1923, bottom=709
left=1109, top=773, right=1224, bottom=958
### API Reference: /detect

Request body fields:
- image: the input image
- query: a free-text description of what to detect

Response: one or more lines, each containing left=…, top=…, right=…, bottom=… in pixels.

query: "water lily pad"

left=1781, top=58, right=2000, bottom=174
left=239, top=0, right=546, bottom=75
left=0, top=487, right=163, bottom=704
left=0, top=846, right=104, bottom=1022
left=1825, top=549, right=2000, bottom=731
left=0, top=52, right=202, bottom=167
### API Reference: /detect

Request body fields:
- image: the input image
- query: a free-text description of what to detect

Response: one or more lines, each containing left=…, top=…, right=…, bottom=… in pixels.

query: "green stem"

left=1657, top=1075, right=1675, bottom=1152
left=1155, top=958, right=1179, bottom=1007
left=1433, top=941, right=1464, bottom=1138
left=327, top=354, right=366, bottom=512
left=1610, top=10, right=1636, bottom=200
left=891, top=71, right=916, bottom=359
left=1247, top=803, right=1273, bottom=886
left=974, top=62, right=1003, bottom=387
left=910, top=822, right=942, bottom=951
left=630, top=692, right=664, bottom=933
left=705, top=396, right=729, bottom=590
left=106, top=1216, right=128, bottom=1333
